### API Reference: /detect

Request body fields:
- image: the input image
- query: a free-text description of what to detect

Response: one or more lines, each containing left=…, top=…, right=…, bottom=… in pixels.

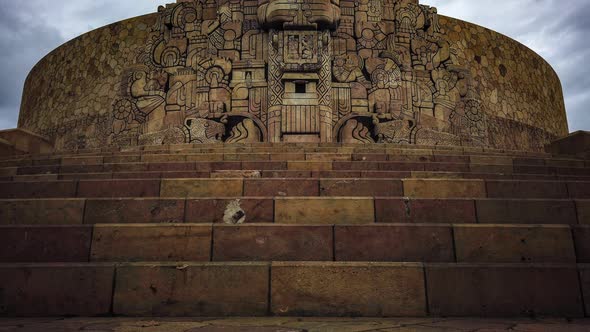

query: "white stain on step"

left=223, top=199, right=246, bottom=224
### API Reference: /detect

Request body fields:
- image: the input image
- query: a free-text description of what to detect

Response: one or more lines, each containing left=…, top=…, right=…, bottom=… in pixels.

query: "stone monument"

left=18, top=0, right=567, bottom=151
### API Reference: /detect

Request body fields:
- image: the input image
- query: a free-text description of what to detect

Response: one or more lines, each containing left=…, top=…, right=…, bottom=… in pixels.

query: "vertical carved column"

left=318, top=31, right=333, bottom=143
left=267, top=30, right=283, bottom=142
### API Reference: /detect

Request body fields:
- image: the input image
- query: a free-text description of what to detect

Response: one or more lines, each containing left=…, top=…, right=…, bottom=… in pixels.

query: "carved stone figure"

left=108, top=0, right=491, bottom=147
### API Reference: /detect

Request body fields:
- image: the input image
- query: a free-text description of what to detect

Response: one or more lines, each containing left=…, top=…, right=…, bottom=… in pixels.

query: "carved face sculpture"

left=258, top=0, right=341, bottom=30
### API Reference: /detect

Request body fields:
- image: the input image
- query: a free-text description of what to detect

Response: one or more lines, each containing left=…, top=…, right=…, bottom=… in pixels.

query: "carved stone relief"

left=17, top=0, right=567, bottom=151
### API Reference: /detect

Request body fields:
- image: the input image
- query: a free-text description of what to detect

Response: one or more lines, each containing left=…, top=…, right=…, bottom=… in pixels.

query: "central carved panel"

left=284, top=31, right=318, bottom=65
left=108, top=0, right=489, bottom=147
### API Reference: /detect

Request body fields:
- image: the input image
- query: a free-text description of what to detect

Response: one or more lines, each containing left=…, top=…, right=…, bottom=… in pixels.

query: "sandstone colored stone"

left=275, top=198, right=374, bottom=224
left=213, top=225, right=332, bottom=261
left=454, top=225, right=576, bottom=263
left=335, top=225, right=453, bottom=262
left=320, top=179, right=403, bottom=197
left=271, top=262, right=426, bottom=316
left=287, top=161, right=332, bottom=171
left=186, top=198, right=273, bottom=223
left=402, top=179, right=486, bottom=198
left=113, top=263, right=268, bottom=316
left=476, top=199, right=577, bottom=224
left=470, top=155, right=513, bottom=165
left=375, top=198, right=476, bottom=223
left=0, top=199, right=85, bottom=225
left=0, top=181, right=77, bottom=198
left=91, top=224, right=211, bottom=262
left=84, top=198, right=185, bottom=224
left=160, top=179, right=243, bottom=197
left=426, top=264, right=584, bottom=317
left=78, top=179, right=161, bottom=198
left=485, top=180, right=568, bottom=199
left=61, top=156, right=103, bottom=165
left=244, top=179, right=319, bottom=196
left=0, top=264, right=114, bottom=316
left=0, top=226, right=92, bottom=262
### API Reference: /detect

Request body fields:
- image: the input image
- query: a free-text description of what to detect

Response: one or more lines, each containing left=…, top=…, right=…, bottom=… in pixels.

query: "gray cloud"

left=0, top=0, right=588, bottom=132
left=428, top=0, right=590, bottom=131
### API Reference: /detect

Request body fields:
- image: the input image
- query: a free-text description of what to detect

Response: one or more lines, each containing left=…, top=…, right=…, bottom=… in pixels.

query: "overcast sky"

left=0, top=0, right=588, bottom=132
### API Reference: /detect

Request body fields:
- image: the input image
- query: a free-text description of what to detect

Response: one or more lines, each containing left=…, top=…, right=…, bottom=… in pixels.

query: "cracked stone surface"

left=0, top=317, right=589, bottom=332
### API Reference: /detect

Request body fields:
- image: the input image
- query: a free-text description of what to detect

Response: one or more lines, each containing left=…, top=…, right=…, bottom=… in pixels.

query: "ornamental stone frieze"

left=18, top=0, right=568, bottom=151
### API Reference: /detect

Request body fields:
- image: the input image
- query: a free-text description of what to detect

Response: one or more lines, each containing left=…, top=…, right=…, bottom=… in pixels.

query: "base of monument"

left=282, top=134, right=321, bottom=143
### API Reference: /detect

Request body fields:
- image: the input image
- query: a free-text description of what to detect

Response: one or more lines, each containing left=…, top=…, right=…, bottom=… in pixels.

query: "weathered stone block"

left=271, top=262, right=426, bottom=316
left=275, top=198, right=374, bottom=224
left=142, top=154, right=187, bottom=163
left=148, top=162, right=195, bottom=172
left=320, top=179, right=403, bottom=197
left=375, top=198, right=475, bottom=224
left=402, top=179, right=486, bottom=198
left=0, top=199, right=85, bottom=225
left=333, top=161, right=379, bottom=171
left=78, top=180, right=160, bottom=198
left=426, top=264, right=584, bottom=317
left=476, top=199, right=577, bottom=224
left=186, top=153, right=224, bottom=162
left=287, top=161, right=332, bottom=171
left=573, top=226, right=590, bottom=263
left=469, top=155, right=513, bottom=165
left=17, top=165, right=59, bottom=175
left=84, top=198, right=185, bottom=224
left=577, top=200, right=590, bottom=224
left=160, top=179, right=242, bottom=197
left=244, top=179, right=319, bottom=196
left=186, top=198, right=273, bottom=223
left=335, top=225, right=453, bottom=262
left=91, top=224, right=211, bottom=262
left=213, top=225, right=332, bottom=261
left=0, top=181, right=77, bottom=198
left=104, top=163, right=149, bottom=173
left=242, top=161, right=287, bottom=170
left=485, top=180, right=568, bottom=199
left=567, top=182, right=590, bottom=199
left=454, top=225, right=576, bottom=263
left=270, top=153, right=306, bottom=161
left=61, top=156, right=103, bottom=166
left=0, top=264, right=114, bottom=316
left=113, top=263, right=268, bottom=316
left=581, top=267, right=590, bottom=317
left=0, top=226, right=92, bottom=262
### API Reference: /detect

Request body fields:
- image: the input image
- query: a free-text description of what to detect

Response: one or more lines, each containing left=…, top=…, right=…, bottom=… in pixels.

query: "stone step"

left=4, top=170, right=590, bottom=183
left=2, top=159, right=589, bottom=177
left=0, top=151, right=580, bottom=166
left=0, top=262, right=586, bottom=317
left=1, top=198, right=586, bottom=225
left=0, top=143, right=554, bottom=161
left=0, top=224, right=587, bottom=264
left=1, top=178, right=589, bottom=199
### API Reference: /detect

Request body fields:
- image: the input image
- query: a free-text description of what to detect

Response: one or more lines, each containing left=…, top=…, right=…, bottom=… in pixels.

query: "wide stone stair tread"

left=0, top=261, right=587, bottom=317
left=0, top=223, right=587, bottom=264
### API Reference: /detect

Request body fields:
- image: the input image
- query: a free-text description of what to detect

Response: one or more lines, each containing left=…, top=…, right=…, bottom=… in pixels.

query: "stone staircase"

left=0, top=143, right=589, bottom=318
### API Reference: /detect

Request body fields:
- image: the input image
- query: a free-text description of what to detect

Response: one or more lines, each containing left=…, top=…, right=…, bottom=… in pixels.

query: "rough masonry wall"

left=17, top=1, right=568, bottom=151
left=439, top=15, right=568, bottom=151
left=18, top=14, right=158, bottom=150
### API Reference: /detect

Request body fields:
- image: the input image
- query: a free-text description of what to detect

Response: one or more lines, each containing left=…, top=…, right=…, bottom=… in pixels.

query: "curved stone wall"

left=438, top=15, right=567, bottom=151
left=18, top=1, right=568, bottom=151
